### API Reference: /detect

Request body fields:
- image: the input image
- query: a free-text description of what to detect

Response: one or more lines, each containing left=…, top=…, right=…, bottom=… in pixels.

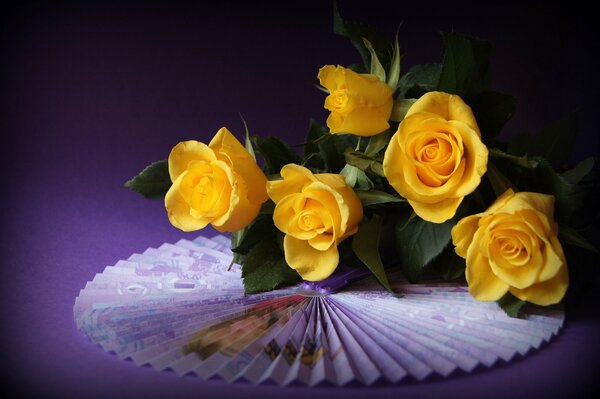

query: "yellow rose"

left=383, top=91, right=488, bottom=223
left=452, top=189, right=569, bottom=306
left=267, top=164, right=363, bottom=281
left=165, top=127, right=268, bottom=232
left=318, top=65, right=393, bottom=137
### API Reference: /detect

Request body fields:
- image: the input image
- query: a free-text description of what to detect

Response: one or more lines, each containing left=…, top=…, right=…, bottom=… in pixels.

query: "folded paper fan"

left=73, top=235, right=565, bottom=386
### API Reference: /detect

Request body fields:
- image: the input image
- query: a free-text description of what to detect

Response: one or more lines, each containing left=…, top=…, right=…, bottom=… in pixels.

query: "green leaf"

left=386, top=34, right=401, bottom=90
left=355, top=189, right=405, bottom=207
left=303, top=119, right=329, bottom=170
left=489, top=148, right=538, bottom=168
left=304, top=119, right=328, bottom=157
left=390, top=98, right=417, bottom=122
left=530, top=157, right=588, bottom=223
left=242, top=240, right=301, bottom=294
left=470, top=91, right=516, bottom=139
left=352, top=214, right=393, bottom=291
left=437, top=32, right=492, bottom=98
left=320, top=134, right=358, bottom=173
left=398, top=63, right=441, bottom=98
left=230, top=228, right=246, bottom=267
left=256, top=136, right=302, bottom=175
left=429, top=244, right=465, bottom=280
left=362, top=38, right=386, bottom=82
left=496, top=292, right=526, bottom=318
left=232, top=214, right=277, bottom=255
left=487, top=161, right=518, bottom=197
left=507, top=112, right=580, bottom=170
left=333, top=1, right=391, bottom=71
left=494, top=154, right=589, bottom=223
left=259, top=200, right=275, bottom=215
left=559, top=224, right=599, bottom=254
left=395, top=212, right=461, bottom=282
left=124, top=160, right=171, bottom=199
left=562, top=157, right=595, bottom=185
left=532, top=111, right=580, bottom=169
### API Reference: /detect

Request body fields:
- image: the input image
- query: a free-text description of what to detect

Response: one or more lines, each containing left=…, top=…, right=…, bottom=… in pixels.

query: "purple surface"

left=2, top=2, right=599, bottom=398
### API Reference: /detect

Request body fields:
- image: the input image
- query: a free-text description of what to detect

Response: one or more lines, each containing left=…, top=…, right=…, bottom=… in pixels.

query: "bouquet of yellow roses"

left=125, top=5, right=598, bottom=317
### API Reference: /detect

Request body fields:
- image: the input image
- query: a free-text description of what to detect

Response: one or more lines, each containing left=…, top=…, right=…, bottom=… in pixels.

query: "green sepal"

left=333, top=1, right=391, bottom=72
left=340, top=164, right=373, bottom=189
left=362, top=38, right=386, bottom=82
left=239, top=114, right=256, bottom=161
left=364, top=131, right=390, bottom=157
left=124, top=160, right=171, bottom=199
left=386, top=34, right=401, bottom=90
left=390, top=99, right=417, bottom=122
left=355, top=189, right=405, bottom=207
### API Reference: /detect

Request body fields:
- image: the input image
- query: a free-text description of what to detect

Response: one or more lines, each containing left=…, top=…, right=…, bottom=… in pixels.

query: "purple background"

left=2, top=1, right=599, bottom=398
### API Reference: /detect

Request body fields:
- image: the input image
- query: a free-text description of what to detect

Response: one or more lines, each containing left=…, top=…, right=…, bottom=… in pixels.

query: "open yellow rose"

left=383, top=91, right=488, bottom=223
left=165, top=127, right=268, bottom=232
left=318, top=65, right=393, bottom=137
left=452, top=189, right=569, bottom=305
left=267, top=164, right=363, bottom=281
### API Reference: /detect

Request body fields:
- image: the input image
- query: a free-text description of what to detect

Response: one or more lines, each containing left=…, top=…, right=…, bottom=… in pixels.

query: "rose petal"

left=267, top=164, right=316, bottom=204
left=317, top=65, right=340, bottom=92
left=408, top=196, right=463, bottom=224
left=308, top=233, right=335, bottom=251
left=405, top=91, right=480, bottom=136
left=284, top=235, right=339, bottom=281
left=466, top=232, right=510, bottom=301
left=335, top=102, right=391, bottom=136
left=209, top=127, right=268, bottom=205
left=165, top=171, right=211, bottom=232
left=452, top=214, right=481, bottom=258
left=168, top=141, right=217, bottom=182
left=510, top=262, right=569, bottom=306
left=500, top=192, right=556, bottom=218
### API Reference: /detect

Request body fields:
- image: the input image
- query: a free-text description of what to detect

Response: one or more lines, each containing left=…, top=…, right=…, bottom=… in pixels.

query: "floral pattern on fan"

left=73, top=235, right=564, bottom=386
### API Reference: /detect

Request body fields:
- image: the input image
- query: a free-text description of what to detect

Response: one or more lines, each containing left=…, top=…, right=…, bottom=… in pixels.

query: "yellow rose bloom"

left=267, top=164, right=363, bottom=281
left=165, top=127, right=268, bottom=232
left=383, top=91, right=488, bottom=223
left=452, top=189, right=569, bottom=306
left=318, top=65, right=393, bottom=137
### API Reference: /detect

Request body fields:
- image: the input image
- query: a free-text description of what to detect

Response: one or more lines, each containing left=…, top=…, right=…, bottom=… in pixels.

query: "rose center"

left=490, top=227, right=534, bottom=268
left=297, top=210, right=323, bottom=232
left=331, top=89, right=349, bottom=111
left=191, top=175, right=217, bottom=213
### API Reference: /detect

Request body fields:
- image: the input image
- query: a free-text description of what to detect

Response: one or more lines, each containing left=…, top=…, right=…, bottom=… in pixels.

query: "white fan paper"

left=74, top=235, right=564, bottom=386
